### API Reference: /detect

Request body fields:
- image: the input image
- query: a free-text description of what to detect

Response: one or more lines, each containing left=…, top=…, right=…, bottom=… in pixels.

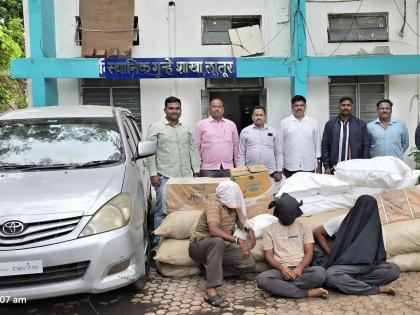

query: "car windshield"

left=0, top=117, right=123, bottom=169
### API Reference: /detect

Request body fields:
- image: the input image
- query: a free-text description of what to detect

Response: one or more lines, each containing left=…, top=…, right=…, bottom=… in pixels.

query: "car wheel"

left=133, top=220, right=151, bottom=290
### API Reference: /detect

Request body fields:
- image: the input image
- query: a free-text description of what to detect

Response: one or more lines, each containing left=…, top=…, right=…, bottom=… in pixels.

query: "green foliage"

left=0, top=23, right=22, bottom=70
left=408, top=147, right=420, bottom=170
left=0, top=0, right=26, bottom=113
left=0, top=0, right=23, bottom=25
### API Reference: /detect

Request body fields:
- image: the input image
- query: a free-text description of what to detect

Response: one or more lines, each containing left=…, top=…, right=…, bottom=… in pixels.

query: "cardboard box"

left=230, top=164, right=271, bottom=198
left=80, top=0, right=134, bottom=57
left=375, top=185, right=420, bottom=224
left=165, top=177, right=230, bottom=211
left=245, top=190, right=274, bottom=219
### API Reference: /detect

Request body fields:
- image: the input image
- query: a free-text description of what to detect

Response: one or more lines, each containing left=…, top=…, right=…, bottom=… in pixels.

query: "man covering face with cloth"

left=189, top=181, right=256, bottom=308
left=313, top=195, right=400, bottom=296
left=256, top=193, right=328, bottom=299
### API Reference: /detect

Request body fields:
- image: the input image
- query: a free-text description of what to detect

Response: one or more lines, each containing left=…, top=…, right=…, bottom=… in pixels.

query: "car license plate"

left=0, top=260, right=43, bottom=276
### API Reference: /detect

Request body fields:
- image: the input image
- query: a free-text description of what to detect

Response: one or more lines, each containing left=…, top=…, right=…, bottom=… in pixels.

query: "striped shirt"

left=191, top=201, right=237, bottom=238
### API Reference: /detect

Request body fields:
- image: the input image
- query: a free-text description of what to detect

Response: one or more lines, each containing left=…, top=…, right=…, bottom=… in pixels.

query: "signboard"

left=100, top=57, right=236, bottom=79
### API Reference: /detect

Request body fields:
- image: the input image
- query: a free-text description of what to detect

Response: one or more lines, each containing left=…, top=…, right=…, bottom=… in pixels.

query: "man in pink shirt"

left=194, top=98, right=239, bottom=177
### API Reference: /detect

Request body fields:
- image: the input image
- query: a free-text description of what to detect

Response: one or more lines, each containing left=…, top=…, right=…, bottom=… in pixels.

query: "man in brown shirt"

left=256, top=193, right=328, bottom=299
left=189, top=181, right=256, bottom=308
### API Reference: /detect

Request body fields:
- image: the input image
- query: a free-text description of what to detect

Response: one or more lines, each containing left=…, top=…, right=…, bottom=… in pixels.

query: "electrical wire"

left=329, top=0, right=364, bottom=56
left=392, top=0, right=420, bottom=37
left=298, top=10, right=318, bottom=56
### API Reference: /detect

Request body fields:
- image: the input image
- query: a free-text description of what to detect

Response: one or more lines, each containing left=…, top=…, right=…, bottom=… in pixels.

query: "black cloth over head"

left=268, top=193, right=303, bottom=226
left=320, top=195, right=386, bottom=268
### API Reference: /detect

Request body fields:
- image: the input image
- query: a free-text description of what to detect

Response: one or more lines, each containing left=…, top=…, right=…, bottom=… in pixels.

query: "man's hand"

left=291, top=266, right=303, bottom=280
left=193, top=172, right=199, bottom=177
left=279, top=266, right=294, bottom=281
left=247, top=229, right=256, bottom=249
left=150, top=175, right=160, bottom=187
left=275, top=172, right=283, bottom=182
left=324, top=167, right=331, bottom=175
left=238, top=239, right=251, bottom=257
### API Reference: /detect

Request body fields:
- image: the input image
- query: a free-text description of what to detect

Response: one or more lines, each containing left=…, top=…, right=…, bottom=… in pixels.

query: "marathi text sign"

left=100, top=57, right=236, bottom=79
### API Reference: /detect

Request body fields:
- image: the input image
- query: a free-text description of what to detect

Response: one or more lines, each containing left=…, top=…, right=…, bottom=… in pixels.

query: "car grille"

left=0, top=261, right=90, bottom=289
left=0, top=216, right=82, bottom=247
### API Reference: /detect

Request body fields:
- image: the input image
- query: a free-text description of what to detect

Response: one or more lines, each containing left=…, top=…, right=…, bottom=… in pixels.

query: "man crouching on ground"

left=189, top=181, right=256, bottom=308
left=256, top=193, right=328, bottom=299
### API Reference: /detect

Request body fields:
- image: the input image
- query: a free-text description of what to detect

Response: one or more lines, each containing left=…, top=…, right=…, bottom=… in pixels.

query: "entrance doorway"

left=209, top=91, right=260, bottom=133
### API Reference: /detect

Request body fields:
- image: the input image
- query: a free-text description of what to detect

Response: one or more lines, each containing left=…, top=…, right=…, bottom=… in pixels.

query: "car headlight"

left=79, top=193, right=132, bottom=237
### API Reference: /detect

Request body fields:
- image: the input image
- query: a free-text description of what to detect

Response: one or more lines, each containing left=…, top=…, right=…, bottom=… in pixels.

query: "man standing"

left=321, top=97, right=370, bottom=174
left=146, top=96, right=200, bottom=244
left=194, top=98, right=239, bottom=177
left=368, top=99, right=409, bottom=159
left=277, top=95, right=321, bottom=179
left=238, top=106, right=282, bottom=182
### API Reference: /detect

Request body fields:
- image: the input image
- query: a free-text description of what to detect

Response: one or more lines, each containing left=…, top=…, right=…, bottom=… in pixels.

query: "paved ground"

left=3, top=268, right=420, bottom=315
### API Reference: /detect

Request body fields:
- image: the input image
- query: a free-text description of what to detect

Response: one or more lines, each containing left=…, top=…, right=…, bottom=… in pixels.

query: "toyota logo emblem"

left=2, top=221, right=25, bottom=235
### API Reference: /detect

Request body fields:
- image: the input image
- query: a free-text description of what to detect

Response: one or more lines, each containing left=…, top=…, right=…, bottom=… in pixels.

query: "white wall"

left=32, top=0, right=419, bottom=167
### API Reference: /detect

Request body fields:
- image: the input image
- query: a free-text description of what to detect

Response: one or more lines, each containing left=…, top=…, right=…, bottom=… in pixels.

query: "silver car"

left=0, top=105, right=156, bottom=299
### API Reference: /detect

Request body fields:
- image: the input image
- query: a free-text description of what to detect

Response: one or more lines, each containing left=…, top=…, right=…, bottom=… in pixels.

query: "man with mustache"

left=277, top=95, right=321, bottom=180
left=146, top=96, right=200, bottom=245
left=194, top=98, right=239, bottom=177
left=238, top=106, right=282, bottom=182
left=368, top=99, right=409, bottom=159
left=321, top=97, right=370, bottom=174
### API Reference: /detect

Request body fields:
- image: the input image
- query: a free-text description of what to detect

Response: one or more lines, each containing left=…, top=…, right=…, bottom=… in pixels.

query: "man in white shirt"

left=278, top=95, right=321, bottom=180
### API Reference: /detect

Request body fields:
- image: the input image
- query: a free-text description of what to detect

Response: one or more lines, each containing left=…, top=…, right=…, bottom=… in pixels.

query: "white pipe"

left=168, top=2, right=177, bottom=95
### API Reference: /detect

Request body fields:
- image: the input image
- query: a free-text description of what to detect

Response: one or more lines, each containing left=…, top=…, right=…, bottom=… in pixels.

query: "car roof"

left=0, top=105, right=129, bottom=120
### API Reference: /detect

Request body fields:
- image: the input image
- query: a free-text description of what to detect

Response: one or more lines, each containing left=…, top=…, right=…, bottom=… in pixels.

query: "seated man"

left=313, top=195, right=400, bottom=296
left=256, top=193, right=328, bottom=299
left=189, top=181, right=256, bottom=308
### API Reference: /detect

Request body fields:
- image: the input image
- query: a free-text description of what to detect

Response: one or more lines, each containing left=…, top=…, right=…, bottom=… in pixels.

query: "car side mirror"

left=137, top=141, right=157, bottom=159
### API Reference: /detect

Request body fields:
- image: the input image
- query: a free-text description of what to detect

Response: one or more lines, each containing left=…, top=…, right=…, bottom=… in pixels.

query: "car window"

left=123, top=119, right=137, bottom=157
left=0, top=117, right=123, bottom=167
left=127, top=116, right=142, bottom=143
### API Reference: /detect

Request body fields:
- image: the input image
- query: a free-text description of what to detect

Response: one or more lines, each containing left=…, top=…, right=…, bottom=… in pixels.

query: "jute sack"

left=298, top=209, right=349, bottom=229
left=387, top=252, right=420, bottom=272
left=251, top=238, right=265, bottom=262
left=154, top=210, right=202, bottom=239
left=155, top=261, right=201, bottom=277
left=384, top=219, right=420, bottom=257
left=154, top=238, right=196, bottom=266
left=255, top=261, right=271, bottom=273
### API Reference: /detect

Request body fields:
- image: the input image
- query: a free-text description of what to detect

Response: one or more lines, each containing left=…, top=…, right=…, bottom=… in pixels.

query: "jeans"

left=153, top=175, right=169, bottom=245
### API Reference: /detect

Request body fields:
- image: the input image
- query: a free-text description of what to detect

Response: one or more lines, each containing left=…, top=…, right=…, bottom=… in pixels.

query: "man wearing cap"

left=256, top=194, right=328, bottom=299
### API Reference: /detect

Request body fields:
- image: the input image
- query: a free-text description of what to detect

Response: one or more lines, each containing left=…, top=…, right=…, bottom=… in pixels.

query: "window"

left=329, top=76, right=386, bottom=123
left=328, top=13, right=388, bottom=43
left=202, top=16, right=261, bottom=45
left=75, top=16, right=139, bottom=46
left=81, top=79, right=142, bottom=131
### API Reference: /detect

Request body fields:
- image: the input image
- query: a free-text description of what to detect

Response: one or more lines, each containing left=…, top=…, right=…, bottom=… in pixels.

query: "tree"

left=0, top=0, right=25, bottom=113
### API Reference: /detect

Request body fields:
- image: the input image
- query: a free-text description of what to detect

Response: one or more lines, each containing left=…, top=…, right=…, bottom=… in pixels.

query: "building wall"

left=25, top=0, right=420, bottom=164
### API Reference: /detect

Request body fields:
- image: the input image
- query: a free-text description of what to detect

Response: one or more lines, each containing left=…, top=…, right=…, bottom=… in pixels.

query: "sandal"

left=204, top=294, right=230, bottom=308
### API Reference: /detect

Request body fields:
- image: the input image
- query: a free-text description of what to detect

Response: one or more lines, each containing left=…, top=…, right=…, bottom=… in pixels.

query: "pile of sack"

left=274, top=156, right=420, bottom=271
left=153, top=177, right=275, bottom=277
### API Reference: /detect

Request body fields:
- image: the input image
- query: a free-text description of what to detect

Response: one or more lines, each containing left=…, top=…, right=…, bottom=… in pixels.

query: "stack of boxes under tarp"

left=154, top=165, right=274, bottom=277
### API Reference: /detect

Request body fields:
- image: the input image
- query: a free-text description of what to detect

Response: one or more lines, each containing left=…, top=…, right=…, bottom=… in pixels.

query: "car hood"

left=0, top=165, right=125, bottom=222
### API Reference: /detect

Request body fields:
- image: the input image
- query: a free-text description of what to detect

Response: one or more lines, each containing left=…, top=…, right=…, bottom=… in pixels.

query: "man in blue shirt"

left=367, top=99, right=409, bottom=160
